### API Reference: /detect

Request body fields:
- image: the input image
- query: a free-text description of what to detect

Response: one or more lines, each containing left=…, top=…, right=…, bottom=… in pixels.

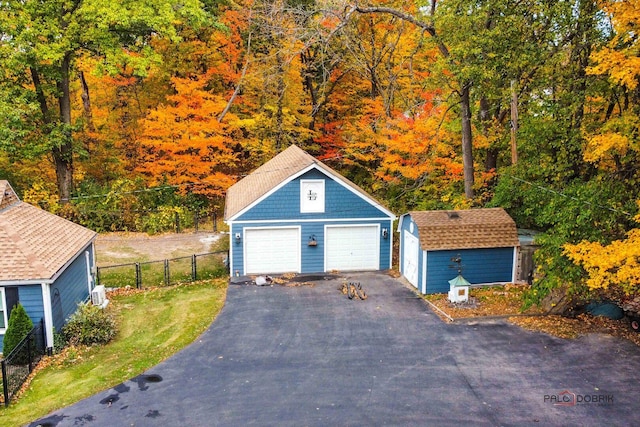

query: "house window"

left=300, top=180, right=325, bottom=213
left=0, top=287, right=6, bottom=333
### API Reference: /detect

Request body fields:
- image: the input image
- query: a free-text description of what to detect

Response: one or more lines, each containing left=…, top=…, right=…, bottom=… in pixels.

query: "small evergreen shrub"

left=53, top=331, right=68, bottom=353
left=61, top=303, right=117, bottom=346
left=3, top=303, right=34, bottom=362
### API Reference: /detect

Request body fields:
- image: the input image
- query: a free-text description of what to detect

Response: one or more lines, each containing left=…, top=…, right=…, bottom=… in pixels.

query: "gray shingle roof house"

left=225, top=145, right=396, bottom=276
left=398, top=208, right=520, bottom=294
left=0, top=181, right=97, bottom=353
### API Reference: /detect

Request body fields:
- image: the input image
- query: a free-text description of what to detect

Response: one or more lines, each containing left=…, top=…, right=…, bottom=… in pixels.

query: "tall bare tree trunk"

left=460, top=83, right=474, bottom=199
left=54, top=54, right=74, bottom=203
left=80, top=71, right=95, bottom=133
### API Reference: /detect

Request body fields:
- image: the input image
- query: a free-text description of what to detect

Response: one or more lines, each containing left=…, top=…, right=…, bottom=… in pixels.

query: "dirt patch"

left=423, top=283, right=640, bottom=346
left=96, top=232, right=224, bottom=266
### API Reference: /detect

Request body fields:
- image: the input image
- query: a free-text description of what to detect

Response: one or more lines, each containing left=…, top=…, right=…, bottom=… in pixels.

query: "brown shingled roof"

left=225, top=145, right=393, bottom=220
left=0, top=181, right=97, bottom=283
left=409, top=208, right=519, bottom=251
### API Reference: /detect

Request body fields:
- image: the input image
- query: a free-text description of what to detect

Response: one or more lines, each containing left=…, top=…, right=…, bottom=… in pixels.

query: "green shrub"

left=135, top=206, right=193, bottom=234
left=3, top=303, right=34, bottom=361
left=61, top=303, right=117, bottom=346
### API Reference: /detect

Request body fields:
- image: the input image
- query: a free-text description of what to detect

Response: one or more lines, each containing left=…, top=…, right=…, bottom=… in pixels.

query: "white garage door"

left=245, top=227, right=300, bottom=274
left=325, top=225, right=379, bottom=271
left=403, top=230, right=419, bottom=288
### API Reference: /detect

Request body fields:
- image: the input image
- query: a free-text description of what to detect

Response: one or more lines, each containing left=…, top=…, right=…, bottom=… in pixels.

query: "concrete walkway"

left=31, top=273, right=640, bottom=426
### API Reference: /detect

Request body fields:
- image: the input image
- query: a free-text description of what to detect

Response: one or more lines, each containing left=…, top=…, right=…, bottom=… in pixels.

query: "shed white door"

left=403, top=230, right=419, bottom=288
left=325, top=225, right=379, bottom=271
left=245, top=227, right=301, bottom=274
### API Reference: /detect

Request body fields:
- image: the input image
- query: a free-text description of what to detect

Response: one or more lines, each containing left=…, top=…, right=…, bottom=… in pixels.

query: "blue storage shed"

left=398, top=208, right=519, bottom=294
left=0, top=181, right=97, bottom=354
left=224, top=145, right=396, bottom=276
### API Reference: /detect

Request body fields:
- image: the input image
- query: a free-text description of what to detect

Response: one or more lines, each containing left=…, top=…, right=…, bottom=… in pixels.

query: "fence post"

left=96, top=267, right=101, bottom=287
left=27, top=330, right=33, bottom=373
left=2, top=359, right=8, bottom=407
left=192, top=254, right=197, bottom=281
left=164, top=259, right=170, bottom=285
left=213, top=211, right=217, bottom=232
left=42, top=318, right=50, bottom=356
left=194, top=212, right=199, bottom=233
left=135, top=263, right=142, bottom=289
left=175, top=211, right=181, bottom=233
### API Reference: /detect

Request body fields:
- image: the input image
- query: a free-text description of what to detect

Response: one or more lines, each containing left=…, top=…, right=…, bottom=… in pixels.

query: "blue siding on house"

left=229, top=167, right=394, bottom=275
left=399, top=213, right=516, bottom=295
left=0, top=246, right=94, bottom=353
left=236, top=170, right=388, bottom=221
left=0, top=285, right=45, bottom=353
left=50, top=247, right=93, bottom=331
left=230, top=220, right=392, bottom=275
left=17, top=285, right=45, bottom=327
left=425, top=247, right=514, bottom=294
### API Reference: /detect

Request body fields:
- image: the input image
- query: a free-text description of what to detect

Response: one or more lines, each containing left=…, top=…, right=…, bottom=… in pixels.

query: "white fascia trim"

left=0, top=279, right=54, bottom=286
left=230, top=217, right=393, bottom=225
left=396, top=213, right=408, bottom=232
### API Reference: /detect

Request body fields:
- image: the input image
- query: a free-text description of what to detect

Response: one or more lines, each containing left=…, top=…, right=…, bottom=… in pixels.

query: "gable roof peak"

left=0, top=180, right=20, bottom=211
left=225, top=145, right=394, bottom=221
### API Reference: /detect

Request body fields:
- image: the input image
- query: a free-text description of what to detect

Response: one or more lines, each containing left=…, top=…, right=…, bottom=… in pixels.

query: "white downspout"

left=40, top=283, right=54, bottom=352
left=85, top=250, right=94, bottom=295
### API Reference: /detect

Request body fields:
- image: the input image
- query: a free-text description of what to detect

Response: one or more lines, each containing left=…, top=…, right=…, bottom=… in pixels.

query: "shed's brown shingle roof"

left=0, top=181, right=97, bottom=283
left=409, top=208, right=519, bottom=251
left=225, top=145, right=393, bottom=220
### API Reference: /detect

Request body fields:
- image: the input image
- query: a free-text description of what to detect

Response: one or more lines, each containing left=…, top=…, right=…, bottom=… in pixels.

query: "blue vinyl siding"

left=0, top=246, right=94, bottom=353
left=17, top=285, right=45, bottom=327
left=229, top=168, right=394, bottom=275
left=231, top=220, right=392, bottom=274
left=0, top=285, right=45, bottom=353
left=425, top=248, right=514, bottom=294
left=50, top=247, right=93, bottom=331
left=236, top=169, right=388, bottom=221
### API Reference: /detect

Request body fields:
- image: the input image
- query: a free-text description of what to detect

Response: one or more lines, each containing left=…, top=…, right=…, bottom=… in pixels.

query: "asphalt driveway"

left=31, top=273, right=640, bottom=426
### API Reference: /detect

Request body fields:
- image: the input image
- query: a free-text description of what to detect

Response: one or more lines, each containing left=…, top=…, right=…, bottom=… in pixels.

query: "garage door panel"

left=325, top=225, right=379, bottom=271
left=245, top=228, right=300, bottom=274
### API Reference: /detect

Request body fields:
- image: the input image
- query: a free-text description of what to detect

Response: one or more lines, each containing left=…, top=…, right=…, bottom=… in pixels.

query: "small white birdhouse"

left=448, top=274, right=470, bottom=303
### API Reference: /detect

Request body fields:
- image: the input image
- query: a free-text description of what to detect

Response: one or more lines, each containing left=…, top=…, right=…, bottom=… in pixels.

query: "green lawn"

left=0, top=279, right=227, bottom=427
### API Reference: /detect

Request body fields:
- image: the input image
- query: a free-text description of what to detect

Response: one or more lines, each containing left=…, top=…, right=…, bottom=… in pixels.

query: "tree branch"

left=353, top=5, right=449, bottom=57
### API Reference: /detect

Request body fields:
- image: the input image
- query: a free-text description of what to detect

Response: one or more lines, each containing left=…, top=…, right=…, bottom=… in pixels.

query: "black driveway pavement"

left=31, top=273, right=640, bottom=426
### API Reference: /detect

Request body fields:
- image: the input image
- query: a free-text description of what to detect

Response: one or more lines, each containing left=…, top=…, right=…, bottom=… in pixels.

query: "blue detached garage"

left=224, top=145, right=396, bottom=276
left=398, top=208, right=519, bottom=294
left=0, top=181, right=97, bottom=354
